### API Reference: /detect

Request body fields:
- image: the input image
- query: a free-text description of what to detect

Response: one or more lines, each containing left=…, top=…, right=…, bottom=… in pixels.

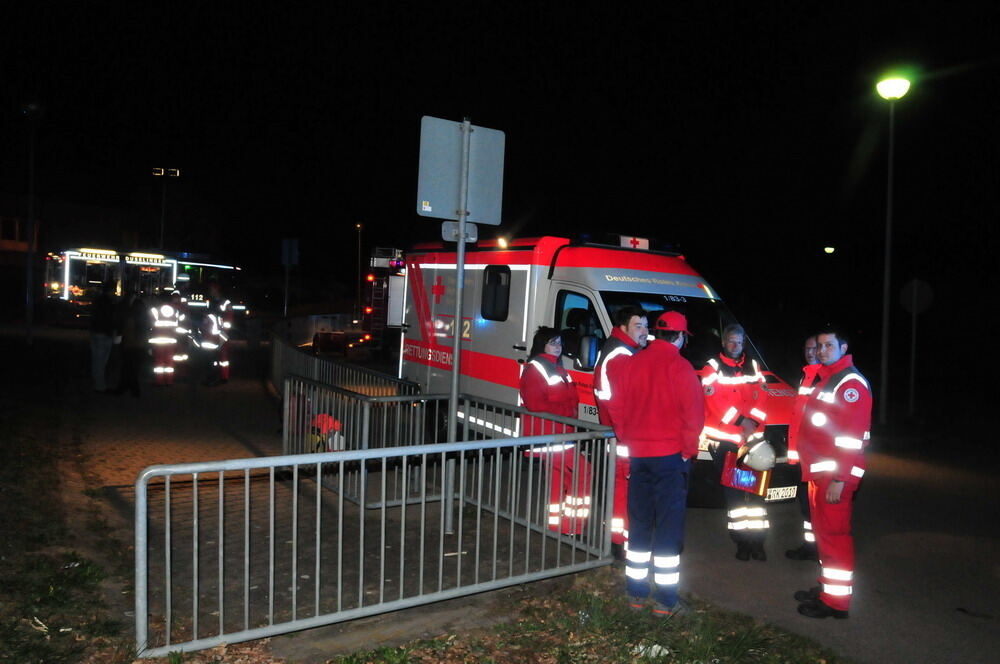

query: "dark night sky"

left=3, top=3, right=998, bottom=412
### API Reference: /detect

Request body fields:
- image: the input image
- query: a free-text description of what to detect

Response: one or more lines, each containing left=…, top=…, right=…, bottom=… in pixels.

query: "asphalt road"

left=683, top=449, right=1000, bottom=663
left=7, top=324, right=997, bottom=663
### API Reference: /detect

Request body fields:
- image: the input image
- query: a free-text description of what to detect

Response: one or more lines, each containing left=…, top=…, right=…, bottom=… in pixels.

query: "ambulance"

left=397, top=235, right=799, bottom=503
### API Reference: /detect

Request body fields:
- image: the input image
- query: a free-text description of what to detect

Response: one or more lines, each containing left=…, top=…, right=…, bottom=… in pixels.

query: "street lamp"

left=355, top=224, right=363, bottom=320
left=21, top=100, right=43, bottom=345
left=876, top=74, right=911, bottom=425
left=152, top=167, right=181, bottom=249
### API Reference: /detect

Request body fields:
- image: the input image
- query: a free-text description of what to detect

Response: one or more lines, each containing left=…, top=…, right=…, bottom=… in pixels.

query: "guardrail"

left=270, top=331, right=417, bottom=398
left=135, top=429, right=616, bottom=658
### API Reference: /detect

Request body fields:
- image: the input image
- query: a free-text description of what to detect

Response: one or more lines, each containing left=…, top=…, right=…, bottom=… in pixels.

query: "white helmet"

left=742, top=441, right=776, bottom=471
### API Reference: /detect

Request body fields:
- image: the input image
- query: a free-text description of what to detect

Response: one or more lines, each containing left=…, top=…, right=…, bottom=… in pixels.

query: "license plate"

left=765, top=485, right=797, bottom=502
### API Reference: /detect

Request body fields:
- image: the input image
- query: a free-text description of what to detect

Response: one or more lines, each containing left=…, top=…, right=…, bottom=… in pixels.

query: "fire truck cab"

left=398, top=235, right=799, bottom=504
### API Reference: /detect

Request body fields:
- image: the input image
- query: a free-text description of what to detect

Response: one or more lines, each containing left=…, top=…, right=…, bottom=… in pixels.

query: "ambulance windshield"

left=599, top=291, right=767, bottom=372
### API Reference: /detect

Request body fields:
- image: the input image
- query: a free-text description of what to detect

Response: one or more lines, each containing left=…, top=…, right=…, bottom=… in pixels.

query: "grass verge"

left=0, top=339, right=131, bottom=663
left=327, top=567, right=848, bottom=664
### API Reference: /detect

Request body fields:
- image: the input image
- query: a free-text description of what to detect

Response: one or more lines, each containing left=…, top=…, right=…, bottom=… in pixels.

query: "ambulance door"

left=551, top=288, right=608, bottom=421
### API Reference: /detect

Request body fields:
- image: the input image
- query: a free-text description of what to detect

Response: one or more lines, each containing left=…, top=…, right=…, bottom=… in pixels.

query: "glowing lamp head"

left=876, top=77, right=911, bottom=101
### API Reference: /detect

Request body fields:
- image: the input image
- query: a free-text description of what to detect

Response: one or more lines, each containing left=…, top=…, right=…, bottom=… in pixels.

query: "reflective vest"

left=148, top=303, right=180, bottom=346
left=593, top=329, right=639, bottom=456
left=201, top=298, right=232, bottom=350
left=519, top=354, right=578, bottom=441
left=698, top=353, right=768, bottom=445
left=797, top=355, right=871, bottom=488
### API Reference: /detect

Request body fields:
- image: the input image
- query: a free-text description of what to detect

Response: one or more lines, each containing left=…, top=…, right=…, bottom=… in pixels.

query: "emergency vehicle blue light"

left=474, top=316, right=490, bottom=329
left=731, top=468, right=759, bottom=490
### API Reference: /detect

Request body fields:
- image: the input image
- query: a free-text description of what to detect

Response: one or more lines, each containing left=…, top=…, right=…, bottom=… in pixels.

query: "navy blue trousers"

left=625, top=454, right=689, bottom=606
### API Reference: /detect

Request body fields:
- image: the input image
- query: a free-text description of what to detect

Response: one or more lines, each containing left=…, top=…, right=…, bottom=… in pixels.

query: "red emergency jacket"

left=593, top=327, right=641, bottom=431
left=519, top=353, right=578, bottom=436
left=617, top=339, right=704, bottom=459
left=698, top=353, right=769, bottom=445
left=787, top=362, right=820, bottom=464
left=796, top=354, right=871, bottom=488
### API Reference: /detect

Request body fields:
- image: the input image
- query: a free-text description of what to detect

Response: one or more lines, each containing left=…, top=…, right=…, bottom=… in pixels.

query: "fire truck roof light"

left=180, top=261, right=236, bottom=270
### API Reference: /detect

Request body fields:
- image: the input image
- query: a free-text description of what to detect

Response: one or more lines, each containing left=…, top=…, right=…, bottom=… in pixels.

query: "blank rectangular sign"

left=416, top=116, right=505, bottom=226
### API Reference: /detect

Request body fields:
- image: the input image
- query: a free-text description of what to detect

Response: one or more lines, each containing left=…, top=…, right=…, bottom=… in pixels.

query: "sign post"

left=281, top=238, right=299, bottom=318
left=417, top=116, right=505, bottom=532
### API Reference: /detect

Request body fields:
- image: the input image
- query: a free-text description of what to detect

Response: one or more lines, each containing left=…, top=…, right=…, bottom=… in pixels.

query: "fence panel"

left=269, top=332, right=417, bottom=399
left=136, top=431, right=615, bottom=658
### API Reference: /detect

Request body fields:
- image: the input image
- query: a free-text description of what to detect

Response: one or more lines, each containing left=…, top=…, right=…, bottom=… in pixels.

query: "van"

left=397, top=235, right=799, bottom=504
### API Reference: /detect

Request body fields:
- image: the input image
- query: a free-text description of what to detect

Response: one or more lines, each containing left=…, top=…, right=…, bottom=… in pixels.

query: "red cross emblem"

left=629, top=237, right=641, bottom=248
left=432, top=276, right=446, bottom=304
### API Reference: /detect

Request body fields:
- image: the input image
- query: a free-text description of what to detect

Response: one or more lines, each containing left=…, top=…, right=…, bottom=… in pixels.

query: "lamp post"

left=876, top=75, right=911, bottom=425
left=152, top=167, right=181, bottom=249
left=355, top=224, right=363, bottom=322
left=21, top=100, right=43, bottom=346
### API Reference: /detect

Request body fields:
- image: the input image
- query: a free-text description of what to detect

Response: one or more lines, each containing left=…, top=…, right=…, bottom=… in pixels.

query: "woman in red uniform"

left=520, top=327, right=590, bottom=534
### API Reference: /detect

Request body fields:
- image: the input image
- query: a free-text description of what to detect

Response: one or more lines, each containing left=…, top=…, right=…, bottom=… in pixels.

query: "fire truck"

left=395, top=235, right=799, bottom=504
left=43, top=248, right=247, bottom=321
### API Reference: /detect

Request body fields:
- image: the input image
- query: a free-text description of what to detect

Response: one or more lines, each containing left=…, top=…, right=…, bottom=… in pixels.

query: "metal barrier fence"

left=270, top=331, right=417, bottom=398
left=281, top=375, right=613, bottom=517
left=135, top=430, right=616, bottom=657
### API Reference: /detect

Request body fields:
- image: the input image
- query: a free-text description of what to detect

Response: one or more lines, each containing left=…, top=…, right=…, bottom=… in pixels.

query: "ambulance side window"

left=481, top=265, right=510, bottom=321
left=554, top=290, right=604, bottom=371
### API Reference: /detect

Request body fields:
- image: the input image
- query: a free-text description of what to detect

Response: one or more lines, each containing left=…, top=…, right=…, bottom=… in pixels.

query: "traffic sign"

left=417, top=116, right=505, bottom=225
left=441, top=221, right=478, bottom=243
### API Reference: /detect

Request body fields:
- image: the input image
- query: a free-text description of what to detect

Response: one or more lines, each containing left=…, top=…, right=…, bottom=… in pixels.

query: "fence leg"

left=444, top=457, right=456, bottom=534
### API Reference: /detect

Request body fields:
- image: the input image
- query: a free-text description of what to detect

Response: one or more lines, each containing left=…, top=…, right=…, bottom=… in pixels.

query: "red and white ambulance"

left=397, top=235, right=799, bottom=503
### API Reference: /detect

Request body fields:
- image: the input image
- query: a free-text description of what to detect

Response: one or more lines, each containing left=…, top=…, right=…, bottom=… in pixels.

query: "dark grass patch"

left=329, top=567, right=849, bottom=664
left=0, top=338, right=129, bottom=663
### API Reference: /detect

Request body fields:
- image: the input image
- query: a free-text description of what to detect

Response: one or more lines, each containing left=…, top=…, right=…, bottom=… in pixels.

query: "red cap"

left=654, top=311, right=691, bottom=334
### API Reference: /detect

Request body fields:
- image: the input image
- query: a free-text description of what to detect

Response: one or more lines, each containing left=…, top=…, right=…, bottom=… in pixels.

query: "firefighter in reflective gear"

left=200, top=305, right=230, bottom=385
left=593, top=305, right=648, bottom=553
left=149, top=295, right=181, bottom=385
left=520, top=327, right=590, bottom=535
left=170, top=290, right=191, bottom=378
left=786, top=335, right=820, bottom=561
left=203, top=282, right=234, bottom=384
left=793, top=329, right=871, bottom=620
left=699, top=324, right=770, bottom=561
left=616, top=311, right=703, bottom=616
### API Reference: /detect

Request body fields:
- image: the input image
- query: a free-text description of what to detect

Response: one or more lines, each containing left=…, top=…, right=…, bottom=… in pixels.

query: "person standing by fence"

left=520, top=326, right=591, bottom=535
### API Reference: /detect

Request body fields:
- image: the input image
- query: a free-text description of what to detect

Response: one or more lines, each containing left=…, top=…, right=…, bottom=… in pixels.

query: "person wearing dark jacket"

left=114, top=289, right=149, bottom=397
left=89, top=281, right=117, bottom=392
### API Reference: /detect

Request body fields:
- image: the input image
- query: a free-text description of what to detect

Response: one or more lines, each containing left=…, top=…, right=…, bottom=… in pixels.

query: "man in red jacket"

left=617, top=311, right=704, bottom=617
left=593, top=305, right=648, bottom=554
left=793, top=328, right=871, bottom=619
left=786, top=335, right=820, bottom=561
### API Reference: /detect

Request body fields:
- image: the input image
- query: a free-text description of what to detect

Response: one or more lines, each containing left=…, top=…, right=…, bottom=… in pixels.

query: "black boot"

left=750, top=540, right=767, bottom=561
left=735, top=541, right=751, bottom=561
left=785, top=543, right=818, bottom=561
